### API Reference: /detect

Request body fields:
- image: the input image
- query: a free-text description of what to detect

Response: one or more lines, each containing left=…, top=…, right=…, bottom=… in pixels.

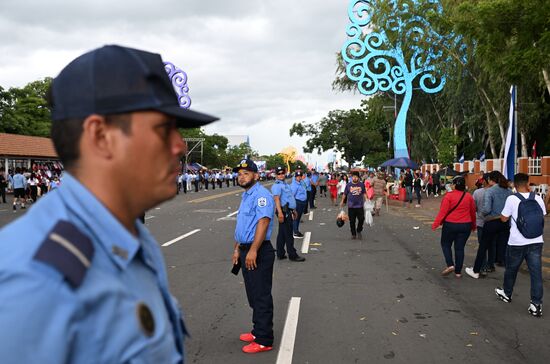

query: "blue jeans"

left=440, top=222, right=471, bottom=274
left=293, top=200, right=307, bottom=234
left=476, top=226, right=488, bottom=270
left=405, top=186, right=412, bottom=203
left=503, top=243, right=543, bottom=305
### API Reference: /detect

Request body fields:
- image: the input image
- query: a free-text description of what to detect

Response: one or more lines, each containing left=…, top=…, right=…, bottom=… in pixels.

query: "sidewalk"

left=385, top=192, right=550, bottom=282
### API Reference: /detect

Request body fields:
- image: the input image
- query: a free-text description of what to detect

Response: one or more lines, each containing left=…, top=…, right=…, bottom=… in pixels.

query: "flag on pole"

left=503, top=85, right=516, bottom=181
left=458, top=154, right=464, bottom=163
left=532, top=141, right=537, bottom=159
left=479, top=152, right=486, bottom=162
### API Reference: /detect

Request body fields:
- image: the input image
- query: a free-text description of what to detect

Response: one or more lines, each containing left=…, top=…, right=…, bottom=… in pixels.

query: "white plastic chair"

left=538, top=184, right=548, bottom=200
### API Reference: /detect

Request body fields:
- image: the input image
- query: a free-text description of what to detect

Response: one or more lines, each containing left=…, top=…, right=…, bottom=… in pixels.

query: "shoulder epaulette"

left=33, top=220, right=94, bottom=289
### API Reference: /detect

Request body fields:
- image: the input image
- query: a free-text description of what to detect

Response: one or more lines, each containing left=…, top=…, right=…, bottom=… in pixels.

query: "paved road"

left=1, top=185, right=549, bottom=363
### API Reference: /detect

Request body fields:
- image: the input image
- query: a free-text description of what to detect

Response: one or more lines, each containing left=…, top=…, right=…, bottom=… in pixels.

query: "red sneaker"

left=239, top=332, right=255, bottom=342
left=242, top=342, right=273, bottom=353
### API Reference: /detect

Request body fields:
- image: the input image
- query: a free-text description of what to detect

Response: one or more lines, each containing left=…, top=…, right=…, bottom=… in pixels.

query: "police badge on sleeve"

left=257, top=197, right=267, bottom=207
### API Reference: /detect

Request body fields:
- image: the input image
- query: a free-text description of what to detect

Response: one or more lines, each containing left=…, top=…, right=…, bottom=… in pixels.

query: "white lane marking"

left=217, top=210, right=239, bottom=221
left=276, top=297, right=301, bottom=364
left=308, top=210, right=313, bottom=221
left=144, top=215, right=155, bottom=220
left=162, top=229, right=201, bottom=247
left=301, top=232, right=311, bottom=254
left=155, top=207, right=161, bottom=210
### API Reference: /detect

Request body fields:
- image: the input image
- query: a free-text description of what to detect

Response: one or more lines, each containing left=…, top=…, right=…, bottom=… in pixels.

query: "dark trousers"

left=226, top=179, right=230, bottom=187
left=211, top=180, right=215, bottom=189
left=473, top=219, right=510, bottom=273
left=309, top=186, right=317, bottom=208
left=194, top=181, right=199, bottom=192
left=0, top=187, right=6, bottom=203
left=30, top=185, right=38, bottom=202
left=440, top=222, right=471, bottom=274
left=414, top=186, right=421, bottom=204
left=293, top=200, right=307, bottom=234
left=204, top=181, right=208, bottom=190
left=320, top=186, right=327, bottom=196
left=304, top=192, right=310, bottom=214
left=348, top=207, right=365, bottom=236
left=233, top=178, right=237, bottom=186
left=433, top=183, right=441, bottom=195
left=503, top=243, right=543, bottom=304
left=183, top=182, right=187, bottom=193
left=239, top=241, right=275, bottom=346
left=276, top=211, right=298, bottom=259
left=218, top=180, right=223, bottom=188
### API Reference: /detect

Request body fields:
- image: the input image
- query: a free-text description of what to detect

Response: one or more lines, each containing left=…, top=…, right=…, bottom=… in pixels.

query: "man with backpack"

left=495, top=173, right=546, bottom=317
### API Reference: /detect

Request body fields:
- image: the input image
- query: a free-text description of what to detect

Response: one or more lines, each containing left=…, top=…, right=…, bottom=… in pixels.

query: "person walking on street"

left=0, top=168, right=7, bottom=203
left=466, top=171, right=511, bottom=279
left=0, top=45, right=219, bottom=362
left=372, top=172, right=386, bottom=216
left=495, top=173, right=546, bottom=317
left=310, top=169, right=319, bottom=207
left=413, top=170, right=422, bottom=207
left=318, top=172, right=328, bottom=197
left=432, top=169, right=441, bottom=197
left=271, top=166, right=305, bottom=262
left=232, top=159, right=276, bottom=353
left=402, top=169, right=413, bottom=207
left=340, top=171, right=367, bottom=239
left=432, top=177, right=476, bottom=278
left=303, top=172, right=312, bottom=214
left=328, top=174, right=339, bottom=206
left=290, top=171, right=308, bottom=238
left=472, top=173, right=490, bottom=274
left=11, top=167, right=27, bottom=212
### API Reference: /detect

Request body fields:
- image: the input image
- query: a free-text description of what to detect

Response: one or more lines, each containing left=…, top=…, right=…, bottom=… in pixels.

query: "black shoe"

left=293, top=232, right=304, bottom=238
left=351, top=235, right=356, bottom=240
left=277, top=255, right=287, bottom=260
left=289, top=256, right=306, bottom=262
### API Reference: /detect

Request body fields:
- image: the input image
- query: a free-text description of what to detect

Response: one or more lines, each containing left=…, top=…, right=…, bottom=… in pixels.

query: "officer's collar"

left=244, top=181, right=260, bottom=195
left=57, top=173, right=140, bottom=270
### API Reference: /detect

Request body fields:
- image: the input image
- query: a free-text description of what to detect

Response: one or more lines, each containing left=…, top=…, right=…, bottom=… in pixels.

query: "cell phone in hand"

left=231, top=260, right=241, bottom=275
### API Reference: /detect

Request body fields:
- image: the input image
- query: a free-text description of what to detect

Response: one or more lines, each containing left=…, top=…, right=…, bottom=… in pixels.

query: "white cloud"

left=0, top=0, right=365, bottom=165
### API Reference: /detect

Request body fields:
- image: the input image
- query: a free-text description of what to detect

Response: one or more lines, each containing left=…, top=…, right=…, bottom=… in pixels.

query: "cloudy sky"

left=0, top=0, right=364, bottom=165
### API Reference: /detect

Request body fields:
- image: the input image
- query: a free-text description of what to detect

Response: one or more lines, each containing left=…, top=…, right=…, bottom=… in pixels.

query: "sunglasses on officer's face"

left=277, top=172, right=285, bottom=175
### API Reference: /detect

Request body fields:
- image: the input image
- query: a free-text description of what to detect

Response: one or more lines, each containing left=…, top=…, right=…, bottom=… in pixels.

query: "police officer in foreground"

left=271, top=166, right=305, bottom=261
left=232, top=159, right=276, bottom=354
left=0, top=45, right=218, bottom=363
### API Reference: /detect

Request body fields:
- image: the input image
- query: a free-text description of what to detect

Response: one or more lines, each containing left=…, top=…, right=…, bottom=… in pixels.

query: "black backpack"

left=514, top=192, right=544, bottom=239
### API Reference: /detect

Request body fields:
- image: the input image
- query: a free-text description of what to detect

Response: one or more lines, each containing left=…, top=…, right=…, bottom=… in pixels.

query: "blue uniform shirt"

left=0, top=173, right=185, bottom=363
left=291, top=179, right=307, bottom=202
left=12, top=173, right=26, bottom=189
left=310, top=174, right=319, bottom=184
left=234, top=182, right=274, bottom=244
left=271, top=180, right=296, bottom=209
left=303, top=177, right=312, bottom=191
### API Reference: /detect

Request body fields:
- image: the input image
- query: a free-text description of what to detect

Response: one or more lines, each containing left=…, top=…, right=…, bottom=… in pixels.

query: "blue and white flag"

left=458, top=154, right=464, bottom=163
left=479, top=152, right=486, bottom=162
left=503, top=86, right=516, bottom=181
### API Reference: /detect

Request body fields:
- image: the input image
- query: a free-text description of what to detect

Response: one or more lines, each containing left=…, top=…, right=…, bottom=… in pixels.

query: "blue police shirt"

left=303, top=177, right=312, bottom=191
left=271, top=180, right=296, bottom=209
left=0, top=173, right=185, bottom=363
left=291, top=179, right=307, bottom=202
left=310, top=174, right=319, bottom=184
left=12, top=173, right=26, bottom=189
left=234, top=182, right=274, bottom=244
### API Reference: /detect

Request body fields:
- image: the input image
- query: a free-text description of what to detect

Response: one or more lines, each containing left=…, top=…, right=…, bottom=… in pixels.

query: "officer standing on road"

left=232, top=158, right=276, bottom=354
left=0, top=45, right=218, bottom=363
left=272, top=166, right=306, bottom=262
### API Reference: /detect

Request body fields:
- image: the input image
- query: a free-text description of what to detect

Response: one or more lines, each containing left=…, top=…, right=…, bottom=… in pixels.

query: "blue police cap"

left=50, top=45, right=218, bottom=128
left=233, top=158, right=258, bottom=173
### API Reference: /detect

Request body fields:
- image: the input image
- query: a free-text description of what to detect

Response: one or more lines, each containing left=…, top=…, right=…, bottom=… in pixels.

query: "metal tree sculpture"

left=342, top=0, right=447, bottom=158
left=164, top=62, right=192, bottom=109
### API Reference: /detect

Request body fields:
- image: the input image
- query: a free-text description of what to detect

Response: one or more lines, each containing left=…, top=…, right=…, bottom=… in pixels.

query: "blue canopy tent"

left=379, top=157, right=419, bottom=170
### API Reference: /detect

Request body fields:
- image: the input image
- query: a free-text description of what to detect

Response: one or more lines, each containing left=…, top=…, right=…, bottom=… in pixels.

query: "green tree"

left=437, top=127, right=459, bottom=167
left=290, top=107, right=389, bottom=167
left=0, top=78, right=52, bottom=137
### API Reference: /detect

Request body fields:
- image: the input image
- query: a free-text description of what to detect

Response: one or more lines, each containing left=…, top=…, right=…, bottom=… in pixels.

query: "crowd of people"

left=0, top=166, right=63, bottom=210
left=432, top=171, right=546, bottom=317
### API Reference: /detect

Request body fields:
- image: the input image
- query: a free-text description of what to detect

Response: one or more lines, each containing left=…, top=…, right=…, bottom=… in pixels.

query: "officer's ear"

left=81, top=114, right=121, bottom=161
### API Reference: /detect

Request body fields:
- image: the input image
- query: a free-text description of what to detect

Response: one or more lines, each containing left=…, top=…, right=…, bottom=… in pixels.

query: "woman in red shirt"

left=432, top=176, right=476, bottom=278
left=327, top=174, right=339, bottom=206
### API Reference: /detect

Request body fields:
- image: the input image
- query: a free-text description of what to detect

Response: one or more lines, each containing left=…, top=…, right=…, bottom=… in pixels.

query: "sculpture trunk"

left=394, top=82, right=413, bottom=158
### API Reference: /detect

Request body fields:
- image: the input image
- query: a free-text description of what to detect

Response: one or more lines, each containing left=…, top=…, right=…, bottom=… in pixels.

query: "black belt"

left=239, top=240, right=270, bottom=250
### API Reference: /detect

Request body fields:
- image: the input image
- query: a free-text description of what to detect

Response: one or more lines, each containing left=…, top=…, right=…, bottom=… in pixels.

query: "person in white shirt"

left=495, top=173, right=546, bottom=317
